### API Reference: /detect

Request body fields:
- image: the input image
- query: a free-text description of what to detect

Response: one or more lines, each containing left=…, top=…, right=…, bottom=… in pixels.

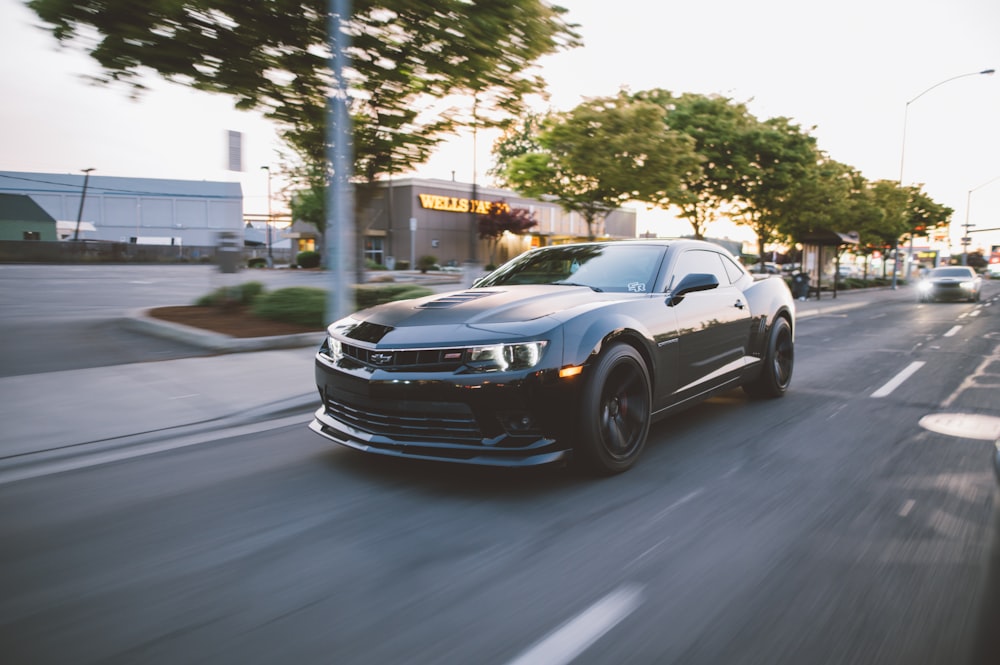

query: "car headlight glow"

left=960, top=281, right=974, bottom=289
left=321, top=316, right=360, bottom=360
left=918, top=281, right=932, bottom=291
left=469, top=341, right=547, bottom=371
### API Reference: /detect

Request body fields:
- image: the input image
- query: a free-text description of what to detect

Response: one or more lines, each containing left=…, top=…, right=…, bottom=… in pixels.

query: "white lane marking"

left=969, top=310, right=981, bottom=317
left=899, top=499, right=916, bottom=517
left=505, top=585, right=644, bottom=665
left=871, top=361, right=926, bottom=398
left=943, top=325, right=962, bottom=337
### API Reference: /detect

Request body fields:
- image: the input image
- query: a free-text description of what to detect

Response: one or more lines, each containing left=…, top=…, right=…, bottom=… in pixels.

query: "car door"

left=666, top=249, right=753, bottom=402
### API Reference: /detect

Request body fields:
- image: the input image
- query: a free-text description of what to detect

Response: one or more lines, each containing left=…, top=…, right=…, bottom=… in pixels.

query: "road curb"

left=122, top=307, right=323, bottom=352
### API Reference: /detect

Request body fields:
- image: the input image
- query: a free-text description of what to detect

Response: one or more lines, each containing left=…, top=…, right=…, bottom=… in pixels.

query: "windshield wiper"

left=554, top=281, right=603, bottom=292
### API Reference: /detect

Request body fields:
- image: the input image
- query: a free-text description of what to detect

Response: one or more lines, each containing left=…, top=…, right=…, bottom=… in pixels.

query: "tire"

left=743, top=316, right=793, bottom=399
left=575, top=343, right=651, bottom=475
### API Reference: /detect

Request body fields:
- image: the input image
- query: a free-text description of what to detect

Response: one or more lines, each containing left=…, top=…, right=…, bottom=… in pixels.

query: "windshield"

left=928, top=267, right=975, bottom=278
left=476, top=244, right=667, bottom=293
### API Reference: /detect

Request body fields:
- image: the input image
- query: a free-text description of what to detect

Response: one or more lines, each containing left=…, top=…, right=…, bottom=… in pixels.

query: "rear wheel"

left=743, top=316, right=793, bottom=398
left=576, top=344, right=651, bottom=475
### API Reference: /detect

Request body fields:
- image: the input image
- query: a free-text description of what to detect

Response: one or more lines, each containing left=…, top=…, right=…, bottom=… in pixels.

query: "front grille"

left=324, top=393, right=483, bottom=444
left=341, top=343, right=467, bottom=371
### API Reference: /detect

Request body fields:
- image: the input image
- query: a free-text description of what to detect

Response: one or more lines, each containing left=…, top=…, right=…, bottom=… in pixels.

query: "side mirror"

left=667, top=273, right=719, bottom=306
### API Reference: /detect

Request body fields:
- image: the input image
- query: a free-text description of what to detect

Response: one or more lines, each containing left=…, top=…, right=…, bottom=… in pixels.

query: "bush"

left=417, top=254, right=438, bottom=273
left=195, top=281, right=265, bottom=307
left=394, top=260, right=410, bottom=270
left=297, top=250, right=321, bottom=268
left=354, top=284, right=432, bottom=309
left=252, top=286, right=327, bottom=329
left=247, top=257, right=268, bottom=268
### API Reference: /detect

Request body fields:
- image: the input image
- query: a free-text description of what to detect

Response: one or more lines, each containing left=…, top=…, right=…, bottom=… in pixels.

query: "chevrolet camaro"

left=310, top=239, right=795, bottom=474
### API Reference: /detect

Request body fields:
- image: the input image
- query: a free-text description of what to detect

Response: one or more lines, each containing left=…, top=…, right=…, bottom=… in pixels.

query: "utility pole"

left=73, top=168, right=95, bottom=241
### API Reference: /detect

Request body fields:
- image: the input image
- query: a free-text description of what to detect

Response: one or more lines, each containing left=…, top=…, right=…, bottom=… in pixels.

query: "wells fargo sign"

left=418, top=193, right=510, bottom=215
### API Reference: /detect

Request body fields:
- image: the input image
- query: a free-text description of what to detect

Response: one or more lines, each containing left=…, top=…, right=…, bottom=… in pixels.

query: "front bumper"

left=923, top=283, right=977, bottom=300
left=310, top=354, right=580, bottom=467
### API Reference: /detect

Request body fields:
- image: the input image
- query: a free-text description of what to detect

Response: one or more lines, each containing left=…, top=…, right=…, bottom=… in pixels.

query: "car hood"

left=342, top=285, right=626, bottom=346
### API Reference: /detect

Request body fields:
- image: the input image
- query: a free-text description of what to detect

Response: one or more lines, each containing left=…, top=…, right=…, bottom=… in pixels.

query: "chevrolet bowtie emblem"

left=371, top=352, right=394, bottom=365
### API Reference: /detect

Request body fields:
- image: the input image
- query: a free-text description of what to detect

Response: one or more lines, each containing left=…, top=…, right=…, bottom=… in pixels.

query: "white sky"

left=2, top=0, right=998, bottom=251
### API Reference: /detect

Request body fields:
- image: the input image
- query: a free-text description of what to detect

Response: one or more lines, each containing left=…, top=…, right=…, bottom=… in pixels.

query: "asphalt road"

left=1, top=273, right=998, bottom=664
left=0, top=264, right=455, bottom=376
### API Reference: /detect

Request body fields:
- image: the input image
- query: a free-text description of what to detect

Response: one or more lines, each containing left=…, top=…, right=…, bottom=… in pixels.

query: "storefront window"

left=364, top=236, right=384, bottom=266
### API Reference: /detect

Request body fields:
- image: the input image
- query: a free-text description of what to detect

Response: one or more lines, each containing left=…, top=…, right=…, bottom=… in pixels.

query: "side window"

left=671, top=250, right=730, bottom=289
left=720, top=253, right=748, bottom=284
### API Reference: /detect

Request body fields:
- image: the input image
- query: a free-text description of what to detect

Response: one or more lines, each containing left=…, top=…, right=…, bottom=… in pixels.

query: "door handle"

left=734, top=300, right=745, bottom=309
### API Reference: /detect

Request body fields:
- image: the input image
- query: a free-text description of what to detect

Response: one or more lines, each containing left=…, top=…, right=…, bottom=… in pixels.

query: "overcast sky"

left=2, top=0, right=998, bottom=249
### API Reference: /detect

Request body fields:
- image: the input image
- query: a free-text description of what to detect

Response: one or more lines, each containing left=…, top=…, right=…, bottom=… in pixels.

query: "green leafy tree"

left=28, top=0, right=581, bottom=230
left=728, top=115, right=820, bottom=267
left=476, top=201, right=538, bottom=265
left=487, top=112, right=549, bottom=188
left=505, top=92, right=698, bottom=240
left=634, top=91, right=757, bottom=239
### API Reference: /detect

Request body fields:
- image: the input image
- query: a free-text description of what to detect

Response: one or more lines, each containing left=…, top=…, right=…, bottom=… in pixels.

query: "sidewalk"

left=0, top=284, right=908, bottom=476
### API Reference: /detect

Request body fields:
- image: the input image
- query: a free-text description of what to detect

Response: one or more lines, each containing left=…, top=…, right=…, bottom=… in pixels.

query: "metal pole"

left=896, top=69, right=994, bottom=280
left=326, top=0, right=355, bottom=323
left=261, top=165, right=273, bottom=266
left=73, top=168, right=95, bottom=241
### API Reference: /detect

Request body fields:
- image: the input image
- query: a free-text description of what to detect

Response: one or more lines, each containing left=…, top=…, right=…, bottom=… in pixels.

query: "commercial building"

left=1, top=171, right=636, bottom=267
left=286, top=177, right=637, bottom=268
left=0, top=170, right=243, bottom=247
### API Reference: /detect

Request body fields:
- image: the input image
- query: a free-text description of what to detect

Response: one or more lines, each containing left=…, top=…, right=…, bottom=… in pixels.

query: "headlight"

left=918, top=281, right=932, bottom=291
left=320, top=316, right=359, bottom=360
left=468, top=341, right=547, bottom=371
left=323, top=335, right=343, bottom=361
left=960, top=281, right=974, bottom=289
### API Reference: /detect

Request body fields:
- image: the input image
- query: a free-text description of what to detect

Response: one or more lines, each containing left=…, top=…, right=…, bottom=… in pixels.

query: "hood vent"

left=418, top=291, right=497, bottom=309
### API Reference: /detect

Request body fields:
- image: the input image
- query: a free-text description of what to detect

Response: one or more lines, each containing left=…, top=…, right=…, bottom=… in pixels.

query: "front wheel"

left=743, top=316, right=793, bottom=399
left=575, top=344, right=651, bottom=475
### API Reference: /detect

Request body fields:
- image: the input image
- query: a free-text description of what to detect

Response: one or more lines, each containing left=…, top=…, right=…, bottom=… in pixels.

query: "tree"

left=728, top=115, right=820, bottom=267
left=476, top=201, right=538, bottom=266
left=28, top=0, right=581, bottom=229
left=634, top=91, right=757, bottom=239
left=487, top=112, right=549, bottom=189
left=504, top=92, right=698, bottom=240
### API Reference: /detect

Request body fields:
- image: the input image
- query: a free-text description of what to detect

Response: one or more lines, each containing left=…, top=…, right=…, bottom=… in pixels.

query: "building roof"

left=0, top=193, right=57, bottom=224
left=0, top=171, right=242, bottom=201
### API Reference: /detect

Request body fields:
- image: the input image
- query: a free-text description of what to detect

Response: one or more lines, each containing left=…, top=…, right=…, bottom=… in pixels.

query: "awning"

left=56, top=221, right=97, bottom=235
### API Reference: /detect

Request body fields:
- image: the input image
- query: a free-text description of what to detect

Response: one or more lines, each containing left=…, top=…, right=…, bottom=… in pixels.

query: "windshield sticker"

left=628, top=282, right=646, bottom=293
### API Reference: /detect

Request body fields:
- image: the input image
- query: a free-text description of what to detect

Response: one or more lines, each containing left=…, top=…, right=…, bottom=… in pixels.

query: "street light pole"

left=893, top=68, right=994, bottom=287
left=962, top=175, right=1000, bottom=265
left=72, top=168, right=95, bottom=241
left=260, top=165, right=273, bottom=267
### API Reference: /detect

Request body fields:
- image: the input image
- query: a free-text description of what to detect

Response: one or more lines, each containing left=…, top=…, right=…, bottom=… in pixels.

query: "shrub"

left=297, top=250, right=321, bottom=268
left=394, top=260, right=410, bottom=270
left=354, top=284, right=432, bottom=309
left=366, top=259, right=388, bottom=270
left=417, top=254, right=438, bottom=273
left=195, top=281, right=265, bottom=308
left=252, top=286, right=327, bottom=329
left=247, top=257, right=268, bottom=268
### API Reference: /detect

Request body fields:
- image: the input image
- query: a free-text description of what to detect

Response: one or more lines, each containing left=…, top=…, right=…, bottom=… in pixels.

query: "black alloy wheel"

left=576, top=343, right=651, bottom=475
left=743, top=316, right=793, bottom=399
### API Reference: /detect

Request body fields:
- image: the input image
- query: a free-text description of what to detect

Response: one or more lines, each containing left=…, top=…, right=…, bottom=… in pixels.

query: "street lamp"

left=962, top=174, right=1000, bottom=265
left=72, top=167, right=95, bottom=241
left=893, top=68, right=994, bottom=286
left=260, top=165, right=273, bottom=267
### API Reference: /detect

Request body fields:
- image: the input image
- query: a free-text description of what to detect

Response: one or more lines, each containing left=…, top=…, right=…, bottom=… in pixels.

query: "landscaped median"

left=123, top=282, right=435, bottom=352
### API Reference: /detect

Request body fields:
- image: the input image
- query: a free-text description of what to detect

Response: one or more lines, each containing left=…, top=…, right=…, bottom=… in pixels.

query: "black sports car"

left=310, top=239, right=795, bottom=474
